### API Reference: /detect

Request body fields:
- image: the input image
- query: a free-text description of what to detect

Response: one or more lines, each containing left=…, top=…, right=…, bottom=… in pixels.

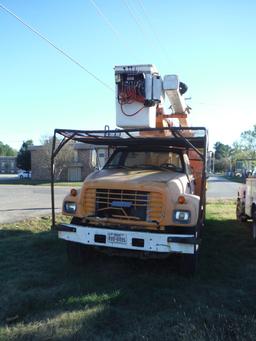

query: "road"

left=206, top=175, right=241, bottom=200
left=0, top=174, right=17, bottom=181
left=0, top=185, right=69, bottom=224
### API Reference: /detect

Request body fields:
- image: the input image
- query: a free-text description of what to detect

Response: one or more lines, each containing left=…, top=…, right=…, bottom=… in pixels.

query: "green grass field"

left=1, top=201, right=256, bottom=340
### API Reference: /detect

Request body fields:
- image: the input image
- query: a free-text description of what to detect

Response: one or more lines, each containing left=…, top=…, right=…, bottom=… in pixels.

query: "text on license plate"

left=107, top=232, right=127, bottom=244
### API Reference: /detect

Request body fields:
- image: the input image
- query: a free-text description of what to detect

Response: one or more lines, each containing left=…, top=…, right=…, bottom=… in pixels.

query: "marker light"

left=70, top=188, right=78, bottom=197
left=178, top=195, right=186, bottom=204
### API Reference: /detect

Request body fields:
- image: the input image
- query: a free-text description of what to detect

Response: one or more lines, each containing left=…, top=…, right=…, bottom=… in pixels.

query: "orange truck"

left=51, top=65, right=208, bottom=274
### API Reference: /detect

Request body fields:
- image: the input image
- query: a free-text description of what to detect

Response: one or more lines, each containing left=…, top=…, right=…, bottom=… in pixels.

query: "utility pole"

left=212, top=152, right=215, bottom=173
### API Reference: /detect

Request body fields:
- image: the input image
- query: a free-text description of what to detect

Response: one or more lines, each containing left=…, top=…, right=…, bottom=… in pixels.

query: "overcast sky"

left=1, top=0, right=255, bottom=150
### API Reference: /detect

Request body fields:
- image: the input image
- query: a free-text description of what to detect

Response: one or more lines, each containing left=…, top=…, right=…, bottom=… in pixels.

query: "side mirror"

left=91, top=149, right=97, bottom=168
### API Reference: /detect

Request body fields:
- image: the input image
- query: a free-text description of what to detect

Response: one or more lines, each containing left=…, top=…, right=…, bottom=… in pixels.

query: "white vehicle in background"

left=18, top=170, right=31, bottom=179
left=236, top=175, right=256, bottom=238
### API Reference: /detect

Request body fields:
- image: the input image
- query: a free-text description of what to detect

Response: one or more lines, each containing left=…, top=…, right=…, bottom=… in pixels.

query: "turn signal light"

left=70, top=188, right=78, bottom=197
left=178, top=195, right=186, bottom=204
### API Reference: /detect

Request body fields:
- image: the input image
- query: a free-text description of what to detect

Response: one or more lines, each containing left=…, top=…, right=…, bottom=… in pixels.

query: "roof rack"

left=53, top=126, right=207, bottom=150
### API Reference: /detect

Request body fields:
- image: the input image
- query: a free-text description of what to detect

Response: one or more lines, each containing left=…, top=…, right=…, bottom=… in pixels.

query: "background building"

left=0, top=156, right=17, bottom=173
left=29, top=143, right=108, bottom=181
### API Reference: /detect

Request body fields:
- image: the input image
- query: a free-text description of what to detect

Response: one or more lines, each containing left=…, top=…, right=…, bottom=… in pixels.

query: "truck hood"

left=85, top=168, right=185, bottom=186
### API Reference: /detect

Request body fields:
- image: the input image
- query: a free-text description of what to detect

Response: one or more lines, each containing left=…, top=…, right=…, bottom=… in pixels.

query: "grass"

left=1, top=201, right=256, bottom=340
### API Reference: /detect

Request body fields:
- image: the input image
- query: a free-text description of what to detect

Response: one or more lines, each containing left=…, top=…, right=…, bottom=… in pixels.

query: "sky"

left=0, top=0, right=255, bottom=151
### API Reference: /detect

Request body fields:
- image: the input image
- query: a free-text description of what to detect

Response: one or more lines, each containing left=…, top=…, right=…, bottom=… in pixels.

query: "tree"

left=0, top=141, right=17, bottom=156
left=37, top=136, right=76, bottom=180
left=238, top=124, right=256, bottom=159
left=214, top=158, right=231, bottom=173
left=213, top=142, right=233, bottom=172
left=232, top=125, right=256, bottom=174
left=16, top=140, right=33, bottom=171
left=214, top=142, right=232, bottom=160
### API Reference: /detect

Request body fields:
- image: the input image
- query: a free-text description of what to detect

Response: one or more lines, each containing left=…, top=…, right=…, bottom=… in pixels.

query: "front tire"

left=179, top=251, right=198, bottom=276
left=252, top=206, right=256, bottom=239
left=66, top=241, right=84, bottom=265
left=236, top=199, right=247, bottom=222
left=66, top=218, right=95, bottom=265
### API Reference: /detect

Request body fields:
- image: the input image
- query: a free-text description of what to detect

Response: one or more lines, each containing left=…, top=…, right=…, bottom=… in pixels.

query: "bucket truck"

left=51, top=64, right=208, bottom=274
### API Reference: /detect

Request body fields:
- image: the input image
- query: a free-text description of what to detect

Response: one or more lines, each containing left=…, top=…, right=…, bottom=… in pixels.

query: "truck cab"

left=63, top=146, right=198, bottom=227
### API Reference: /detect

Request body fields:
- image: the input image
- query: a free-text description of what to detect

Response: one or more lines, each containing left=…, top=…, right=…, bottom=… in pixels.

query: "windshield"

left=105, top=149, right=184, bottom=172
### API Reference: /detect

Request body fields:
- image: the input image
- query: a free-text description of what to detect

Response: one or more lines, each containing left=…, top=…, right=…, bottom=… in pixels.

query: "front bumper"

left=56, top=223, right=199, bottom=255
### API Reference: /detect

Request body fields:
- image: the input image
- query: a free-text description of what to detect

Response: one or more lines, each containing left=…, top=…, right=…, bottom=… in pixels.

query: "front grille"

left=83, top=188, right=164, bottom=223
left=95, top=189, right=148, bottom=220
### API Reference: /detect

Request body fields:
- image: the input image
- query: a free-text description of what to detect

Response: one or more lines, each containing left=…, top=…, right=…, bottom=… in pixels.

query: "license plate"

left=107, top=232, right=127, bottom=244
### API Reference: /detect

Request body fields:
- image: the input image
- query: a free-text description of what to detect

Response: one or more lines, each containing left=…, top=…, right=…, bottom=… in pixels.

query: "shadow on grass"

left=0, top=229, right=33, bottom=239
left=1, top=217, right=256, bottom=340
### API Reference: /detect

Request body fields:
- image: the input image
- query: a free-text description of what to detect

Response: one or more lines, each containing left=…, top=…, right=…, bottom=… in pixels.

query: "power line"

left=0, top=3, right=114, bottom=92
left=89, top=0, right=139, bottom=61
left=122, top=0, right=156, bottom=51
left=89, top=0, right=121, bottom=40
left=122, top=0, right=168, bottom=68
left=136, top=0, right=170, bottom=66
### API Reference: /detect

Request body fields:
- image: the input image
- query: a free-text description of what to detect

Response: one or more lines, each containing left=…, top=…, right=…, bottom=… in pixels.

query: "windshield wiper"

left=159, top=163, right=183, bottom=172
left=105, top=165, right=132, bottom=169
left=132, top=165, right=164, bottom=170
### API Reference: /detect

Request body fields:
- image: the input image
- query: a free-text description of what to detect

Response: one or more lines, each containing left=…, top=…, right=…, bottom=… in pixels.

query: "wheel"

left=66, top=240, right=94, bottom=265
left=67, top=218, right=95, bottom=264
left=66, top=241, right=84, bottom=265
left=179, top=251, right=198, bottom=276
left=236, top=199, right=247, bottom=222
left=252, top=206, right=256, bottom=239
left=201, top=193, right=206, bottom=228
left=19, top=175, right=23, bottom=179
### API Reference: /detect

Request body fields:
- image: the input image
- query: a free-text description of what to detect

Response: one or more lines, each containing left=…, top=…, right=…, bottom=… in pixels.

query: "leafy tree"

left=238, top=124, right=256, bottom=159
left=16, top=140, right=33, bottom=171
left=213, top=126, right=256, bottom=173
left=214, top=142, right=232, bottom=160
left=214, top=158, right=231, bottom=173
left=231, top=125, right=256, bottom=173
left=0, top=141, right=17, bottom=156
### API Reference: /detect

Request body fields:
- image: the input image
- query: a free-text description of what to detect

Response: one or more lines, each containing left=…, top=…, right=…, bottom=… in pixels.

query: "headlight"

left=173, top=210, right=191, bottom=223
left=64, top=201, right=77, bottom=213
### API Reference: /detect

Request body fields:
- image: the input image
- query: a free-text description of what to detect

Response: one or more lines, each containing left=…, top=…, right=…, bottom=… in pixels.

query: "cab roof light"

left=178, top=195, right=186, bottom=204
left=70, top=188, right=78, bottom=197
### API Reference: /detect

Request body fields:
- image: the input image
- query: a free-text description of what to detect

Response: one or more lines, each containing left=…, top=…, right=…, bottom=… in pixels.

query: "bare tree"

left=38, top=136, right=76, bottom=181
